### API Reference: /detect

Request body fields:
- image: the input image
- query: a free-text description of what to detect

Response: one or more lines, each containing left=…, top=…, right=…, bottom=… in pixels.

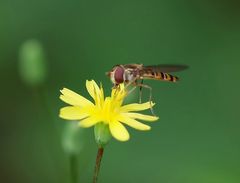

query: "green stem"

left=92, top=147, right=104, bottom=183
left=70, top=154, right=78, bottom=183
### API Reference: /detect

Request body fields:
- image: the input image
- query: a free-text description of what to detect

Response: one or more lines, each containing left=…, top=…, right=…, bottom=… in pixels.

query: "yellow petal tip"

left=78, top=123, right=91, bottom=128
left=60, top=87, right=66, bottom=93
left=78, top=122, right=87, bottom=128
left=144, top=126, right=151, bottom=130
left=152, top=116, right=159, bottom=121
left=117, top=135, right=130, bottom=142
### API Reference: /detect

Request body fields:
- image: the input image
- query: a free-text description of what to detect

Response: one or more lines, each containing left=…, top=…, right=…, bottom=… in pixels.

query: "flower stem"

left=92, top=147, right=104, bottom=183
left=70, top=154, right=78, bottom=183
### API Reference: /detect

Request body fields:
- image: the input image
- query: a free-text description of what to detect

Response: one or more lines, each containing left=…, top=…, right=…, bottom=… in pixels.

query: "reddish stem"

left=92, top=147, right=104, bottom=183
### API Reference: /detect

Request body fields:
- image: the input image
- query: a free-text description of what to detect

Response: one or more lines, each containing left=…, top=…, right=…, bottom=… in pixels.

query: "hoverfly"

left=106, top=64, right=188, bottom=114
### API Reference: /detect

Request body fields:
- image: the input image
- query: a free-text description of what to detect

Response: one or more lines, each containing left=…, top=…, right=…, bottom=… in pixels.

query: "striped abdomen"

left=141, top=69, right=179, bottom=82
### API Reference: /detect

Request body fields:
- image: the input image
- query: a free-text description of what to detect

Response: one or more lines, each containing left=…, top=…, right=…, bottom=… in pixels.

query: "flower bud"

left=94, top=123, right=112, bottom=147
left=19, top=39, right=47, bottom=86
left=62, top=122, right=85, bottom=155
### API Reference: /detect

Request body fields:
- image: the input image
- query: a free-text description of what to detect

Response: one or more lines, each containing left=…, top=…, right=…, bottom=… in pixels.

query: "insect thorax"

left=123, top=69, right=137, bottom=83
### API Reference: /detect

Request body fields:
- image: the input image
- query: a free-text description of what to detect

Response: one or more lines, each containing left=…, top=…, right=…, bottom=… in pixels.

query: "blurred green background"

left=1, top=0, right=240, bottom=183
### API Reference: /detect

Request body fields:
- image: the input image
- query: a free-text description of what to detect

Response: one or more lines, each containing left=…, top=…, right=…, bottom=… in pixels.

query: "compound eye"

left=114, top=66, right=124, bottom=84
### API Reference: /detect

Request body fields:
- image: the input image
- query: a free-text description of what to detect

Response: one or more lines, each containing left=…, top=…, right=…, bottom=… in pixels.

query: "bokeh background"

left=1, top=0, right=240, bottom=183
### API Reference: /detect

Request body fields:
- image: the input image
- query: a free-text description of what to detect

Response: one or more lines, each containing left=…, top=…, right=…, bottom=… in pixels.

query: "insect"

left=106, top=64, right=188, bottom=113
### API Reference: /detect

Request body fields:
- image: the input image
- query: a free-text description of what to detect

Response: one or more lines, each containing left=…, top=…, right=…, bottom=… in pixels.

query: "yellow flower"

left=59, top=80, right=159, bottom=142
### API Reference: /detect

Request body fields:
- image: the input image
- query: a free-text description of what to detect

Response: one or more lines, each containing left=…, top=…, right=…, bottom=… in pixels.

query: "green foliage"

left=62, top=122, right=85, bottom=155
left=19, top=39, right=47, bottom=86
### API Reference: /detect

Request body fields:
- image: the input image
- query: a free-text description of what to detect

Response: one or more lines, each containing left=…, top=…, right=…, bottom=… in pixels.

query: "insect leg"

left=125, top=78, right=137, bottom=89
left=136, top=83, right=155, bottom=116
left=124, top=77, right=138, bottom=95
left=126, top=82, right=137, bottom=96
left=139, top=79, right=143, bottom=103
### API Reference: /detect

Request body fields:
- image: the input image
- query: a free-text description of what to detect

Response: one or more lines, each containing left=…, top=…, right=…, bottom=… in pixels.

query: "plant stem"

left=92, top=147, right=104, bottom=183
left=70, top=154, right=78, bottom=183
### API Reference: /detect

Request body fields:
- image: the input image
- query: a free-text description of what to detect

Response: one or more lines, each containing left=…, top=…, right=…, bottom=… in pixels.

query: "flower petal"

left=111, top=84, right=125, bottom=98
left=120, top=101, right=155, bottom=112
left=60, top=88, right=93, bottom=107
left=99, top=83, right=104, bottom=103
left=86, top=80, right=99, bottom=99
left=79, top=117, right=100, bottom=128
left=102, top=97, right=111, bottom=117
left=123, top=113, right=159, bottom=121
left=118, top=115, right=151, bottom=130
left=59, top=106, right=89, bottom=120
left=109, top=120, right=130, bottom=141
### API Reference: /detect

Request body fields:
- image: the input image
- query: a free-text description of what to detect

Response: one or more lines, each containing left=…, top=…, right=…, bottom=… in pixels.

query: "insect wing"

left=144, top=64, right=188, bottom=73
